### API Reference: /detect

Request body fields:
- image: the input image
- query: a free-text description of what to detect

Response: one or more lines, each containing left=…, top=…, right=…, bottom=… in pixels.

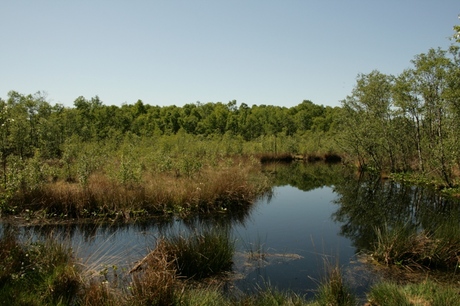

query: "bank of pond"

left=1, top=162, right=460, bottom=305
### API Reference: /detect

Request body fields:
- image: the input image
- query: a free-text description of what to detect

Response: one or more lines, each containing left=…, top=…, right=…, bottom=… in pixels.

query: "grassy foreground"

left=3, top=228, right=459, bottom=306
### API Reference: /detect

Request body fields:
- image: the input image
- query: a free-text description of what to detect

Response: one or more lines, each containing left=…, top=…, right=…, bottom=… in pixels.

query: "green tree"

left=340, top=71, right=395, bottom=171
left=411, top=48, right=454, bottom=186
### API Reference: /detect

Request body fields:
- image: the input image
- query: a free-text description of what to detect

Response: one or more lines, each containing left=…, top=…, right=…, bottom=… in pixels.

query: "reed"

left=161, top=227, right=235, bottom=279
left=5, top=156, right=271, bottom=221
left=372, top=220, right=460, bottom=270
left=313, top=262, right=356, bottom=306
left=130, top=240, right=179, bottom=306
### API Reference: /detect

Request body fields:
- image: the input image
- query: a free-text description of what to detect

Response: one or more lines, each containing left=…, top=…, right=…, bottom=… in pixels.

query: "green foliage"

left=339, top=46, right=460, bottom=187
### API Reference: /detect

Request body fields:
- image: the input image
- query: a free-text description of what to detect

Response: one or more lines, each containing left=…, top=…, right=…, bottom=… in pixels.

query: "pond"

left=2, top=162, right=460, bottom=301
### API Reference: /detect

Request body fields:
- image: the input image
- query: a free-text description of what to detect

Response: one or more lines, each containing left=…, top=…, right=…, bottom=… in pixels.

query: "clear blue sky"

left=1, top=1, right=458, bottom=108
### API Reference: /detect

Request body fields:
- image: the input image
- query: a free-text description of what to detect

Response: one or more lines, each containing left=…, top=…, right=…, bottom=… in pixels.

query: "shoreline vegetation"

left=1, top=230, right=459, bottom=305
left=0, top=130, right=344, bottom=223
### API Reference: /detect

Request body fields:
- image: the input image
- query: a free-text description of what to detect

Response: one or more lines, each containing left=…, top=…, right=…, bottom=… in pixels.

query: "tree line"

left=0, top=92, right=340, bottom=161
left=339, top=45, right=460, bottom=187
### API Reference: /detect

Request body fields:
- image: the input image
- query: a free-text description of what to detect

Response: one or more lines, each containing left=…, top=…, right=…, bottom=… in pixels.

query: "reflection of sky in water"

left=3, top=184, right=374, bottom=301
left=232, top=185, right=365, bottom=298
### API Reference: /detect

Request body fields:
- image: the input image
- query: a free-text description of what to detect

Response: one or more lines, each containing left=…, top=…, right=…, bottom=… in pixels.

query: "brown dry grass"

left=8, top=157, right=271, bottom=221
left=130, top=240, right=179, bottom=306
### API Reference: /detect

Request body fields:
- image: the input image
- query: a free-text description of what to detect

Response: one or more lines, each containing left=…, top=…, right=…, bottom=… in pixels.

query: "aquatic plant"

left=161, top=226, right=235, bottom=279
left=372, top=219, right=460, bottom=270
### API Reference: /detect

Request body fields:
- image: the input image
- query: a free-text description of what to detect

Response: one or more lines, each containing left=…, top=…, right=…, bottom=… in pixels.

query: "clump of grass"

left=372, top=221, right=460, bottom=270
left=0, top=230, right=81, bottom=305
left=367, top=280, right=460, bottom=306
left=313, top=261, right=356, bottom=306
left=130, top=240, right=179, bottom=306
left=78, top=279, right=120, bottom=306
left=159, top=227, right=235, bottom=279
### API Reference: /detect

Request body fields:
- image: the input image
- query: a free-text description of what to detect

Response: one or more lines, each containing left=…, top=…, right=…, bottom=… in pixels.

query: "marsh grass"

left=176, top=286, right=232, bottom=306
left=6, top=156, right=271, bottom=221
left=0, top=230, right=81, bottom=305
left=130, top=240, right=179, bottom=306
left=367, top=280, right=460, bottom=306
left=239, top=286, right=308, bottom=306
left=372, top=220, right=460, bottom=270
left=313, top=261, right=356, bottom=306
left=161, top=227, right=235, bottom=279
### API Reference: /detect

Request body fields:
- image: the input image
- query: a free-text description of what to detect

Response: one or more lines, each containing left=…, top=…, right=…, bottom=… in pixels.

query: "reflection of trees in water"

left=332, top=173, right=460, bottom=252
left=264, top=162, right=346, bottom=191
left=3, top=197, right=259, bottom=243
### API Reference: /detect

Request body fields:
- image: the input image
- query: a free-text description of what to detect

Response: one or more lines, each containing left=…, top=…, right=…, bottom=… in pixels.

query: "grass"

left=311, top=261, right=356, bottom=306
left=2, top=230, right=459, bottom=305
left=130, top=240, right=179, bottom=306
left=367, top=280, right=460, bottom=306
left=4, top=155, right=271, bottom=221
left=0, top=229, right=81, bottom=305
left=372, top=220, right=460, bottom=270
left=160, top=226, right=235, bottom=279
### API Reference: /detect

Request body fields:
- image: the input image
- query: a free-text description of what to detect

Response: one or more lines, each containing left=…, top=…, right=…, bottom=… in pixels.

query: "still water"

left=4, top=162, right=459, bottom=300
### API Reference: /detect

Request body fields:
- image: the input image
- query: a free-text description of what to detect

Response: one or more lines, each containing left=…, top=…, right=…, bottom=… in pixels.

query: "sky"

left=1, top=1, right=459, bottom=108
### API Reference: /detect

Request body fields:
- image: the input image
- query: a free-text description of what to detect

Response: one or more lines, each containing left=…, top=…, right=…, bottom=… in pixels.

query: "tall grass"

left=239, top=287, right=308, bottom=306
left=312, top=261, right=356, bottom=306
left=5, top=154, right=271, bottom=221
left=161, top=226, right=235, bottom=279
left=130, top=240, right=179, bottom=306
left=0, top=229, right=81, bottom=305
left=372, top=219, right=460, bottom=270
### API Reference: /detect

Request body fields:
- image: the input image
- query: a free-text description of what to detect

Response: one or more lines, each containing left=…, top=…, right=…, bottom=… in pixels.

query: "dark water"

left=2, top=162, right=460, bottom=300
